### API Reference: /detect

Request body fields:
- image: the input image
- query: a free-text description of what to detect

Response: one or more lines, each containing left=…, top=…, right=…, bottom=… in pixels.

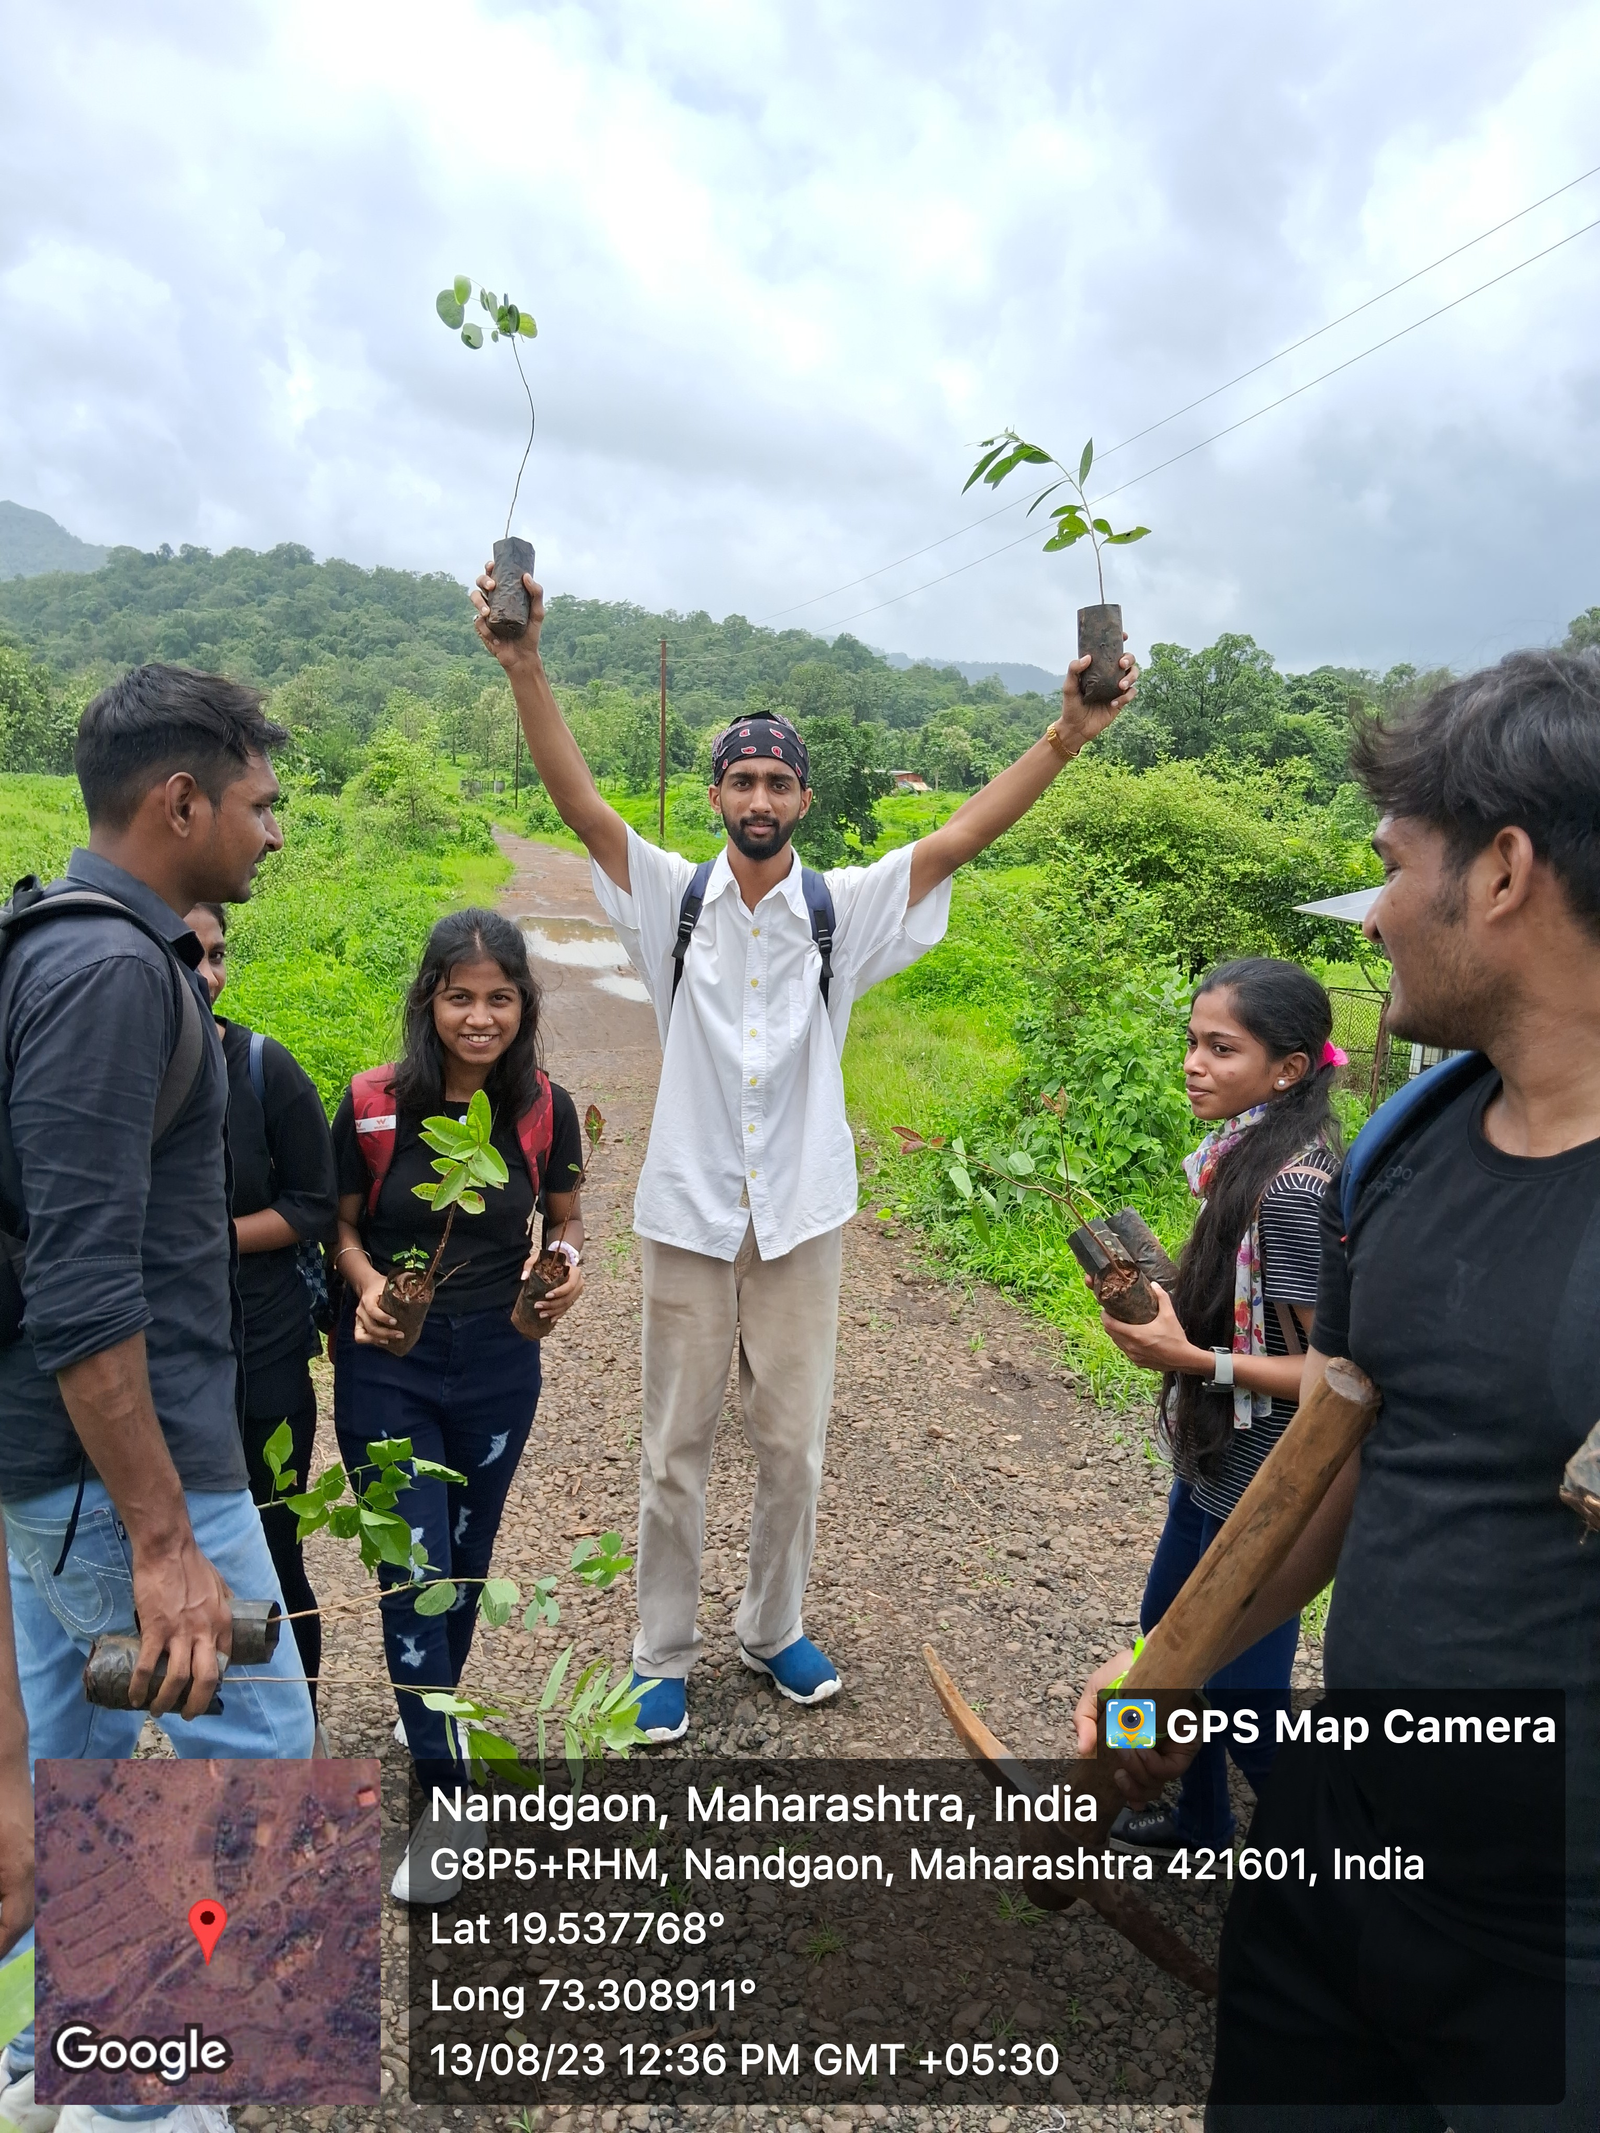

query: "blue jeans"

left=1142, top=1477, right=1300, bottom=1846
left=2, top=1477, right=315, bottom=2113
left=335, top=1305, right=541, bottom=1769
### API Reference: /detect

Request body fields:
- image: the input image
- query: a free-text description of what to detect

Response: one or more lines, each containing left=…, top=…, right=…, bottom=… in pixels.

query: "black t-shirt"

left=332, top=1079, right=583, bottom=1316
left=220, top=1022, right=338, bottom=1401
left=1311, top=1063, right=1600, bottom=1965
left=1192, top=1153, right=1335, bottom=1521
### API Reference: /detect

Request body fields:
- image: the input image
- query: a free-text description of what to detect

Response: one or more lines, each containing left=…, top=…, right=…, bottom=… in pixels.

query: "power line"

left=1091, top=157, right=1600, bottom=467
left=757, top=157, right=1600, bottom=628
left=820, top=210, right=1600, bottom=630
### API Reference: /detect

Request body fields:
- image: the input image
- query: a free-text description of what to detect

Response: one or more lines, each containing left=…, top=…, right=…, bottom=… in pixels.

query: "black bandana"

left=710, top=715, right=810, bottom=787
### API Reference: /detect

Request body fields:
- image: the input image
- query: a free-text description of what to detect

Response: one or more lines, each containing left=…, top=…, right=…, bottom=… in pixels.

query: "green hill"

left=0, top=502, right=108, bottom=581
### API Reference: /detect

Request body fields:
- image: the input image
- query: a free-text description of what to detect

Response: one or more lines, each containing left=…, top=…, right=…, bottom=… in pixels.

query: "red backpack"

left=349, top=1066, right=555, bottom=1213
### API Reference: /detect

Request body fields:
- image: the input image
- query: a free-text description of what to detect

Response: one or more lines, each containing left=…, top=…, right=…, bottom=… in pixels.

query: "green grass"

left=0, top=774, right=89, bottom=885
left=0, top=772, right=510, bottom=1113
left=840, top=862, right=1189, bottom=1404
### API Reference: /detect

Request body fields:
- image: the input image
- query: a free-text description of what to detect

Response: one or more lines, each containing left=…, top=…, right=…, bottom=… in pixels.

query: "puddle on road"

left=517, top=916, right=651, bottom=1003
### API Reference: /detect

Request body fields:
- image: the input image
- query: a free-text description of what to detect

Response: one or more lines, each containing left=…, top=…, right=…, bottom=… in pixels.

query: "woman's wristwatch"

left=1211, top=1347, right=1236, bottom=1387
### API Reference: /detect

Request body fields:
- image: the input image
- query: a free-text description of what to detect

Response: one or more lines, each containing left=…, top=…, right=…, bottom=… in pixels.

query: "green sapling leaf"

left=1105, top=527, right=1151, bottom=544
left=415, top=1580, right=457, bottom=1616
left=411, top=1457, right=468, bottom=1485
left=479, top=1577, right=519, bottom=1628
left=262, top=1421, right=295, bottom=1486
left=538, top=1644, right=574, bottom=1713
left=518, top=314, right=537, bottom=338
left=453, top=274, right=472, bottom=303
left=365, top=1437, right=414, bottom=1468
left=436, top=291, right=466, bottom=330
left=461, top=323, right=483, bottom=349
left=1078, top=438, right=1094, bottom=485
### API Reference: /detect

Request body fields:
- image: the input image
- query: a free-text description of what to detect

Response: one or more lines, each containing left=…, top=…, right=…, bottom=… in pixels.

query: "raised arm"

left=907, top=650, right=1137, bottom=907
left=471, top=567, right=632, bottom=892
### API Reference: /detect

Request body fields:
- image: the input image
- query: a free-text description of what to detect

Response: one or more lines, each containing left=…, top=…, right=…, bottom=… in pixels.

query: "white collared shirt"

left=591, top=831, right=952, bottom=1262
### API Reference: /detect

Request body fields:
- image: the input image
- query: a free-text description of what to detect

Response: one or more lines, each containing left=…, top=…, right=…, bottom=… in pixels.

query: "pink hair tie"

left=1322, top=1041, right=1348, bottom=1068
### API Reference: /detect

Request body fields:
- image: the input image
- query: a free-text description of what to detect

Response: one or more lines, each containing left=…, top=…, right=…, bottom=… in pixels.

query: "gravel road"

left=246, top=835, right=1325, bottom=2133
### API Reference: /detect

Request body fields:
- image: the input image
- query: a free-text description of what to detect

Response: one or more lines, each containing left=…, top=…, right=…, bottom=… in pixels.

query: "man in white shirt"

left=474, top=567, right=1135, bottom=1740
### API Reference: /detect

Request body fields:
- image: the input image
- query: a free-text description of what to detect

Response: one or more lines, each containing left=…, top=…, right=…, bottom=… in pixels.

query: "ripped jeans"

left=334, top=1305, right=541, bottom=1769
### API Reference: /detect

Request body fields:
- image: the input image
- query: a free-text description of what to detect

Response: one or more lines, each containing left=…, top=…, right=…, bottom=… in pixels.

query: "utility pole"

left=658, top=636, right=668, bottom=843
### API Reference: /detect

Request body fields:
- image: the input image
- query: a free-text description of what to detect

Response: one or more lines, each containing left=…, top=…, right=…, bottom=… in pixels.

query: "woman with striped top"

left=1096, top=957, right=1344, bottom=1857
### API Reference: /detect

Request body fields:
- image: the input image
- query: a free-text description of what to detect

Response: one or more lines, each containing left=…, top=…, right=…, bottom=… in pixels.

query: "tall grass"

left=0, top=772, right=509, bottom=1113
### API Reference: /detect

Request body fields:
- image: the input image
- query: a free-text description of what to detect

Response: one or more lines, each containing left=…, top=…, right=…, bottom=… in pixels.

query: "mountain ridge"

left=0, top=502, right=109, bottom=581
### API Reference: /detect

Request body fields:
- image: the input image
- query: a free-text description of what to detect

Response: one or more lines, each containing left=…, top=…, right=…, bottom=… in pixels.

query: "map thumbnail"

left=35, top=1758, right=381, bottom=2107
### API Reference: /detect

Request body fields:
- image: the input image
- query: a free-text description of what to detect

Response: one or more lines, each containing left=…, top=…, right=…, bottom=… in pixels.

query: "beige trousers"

left=633, top=1222, right=842, bottom=1678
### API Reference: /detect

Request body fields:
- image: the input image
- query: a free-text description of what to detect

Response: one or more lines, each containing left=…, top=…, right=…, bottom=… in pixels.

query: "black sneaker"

left=1108, top=1803, right=1185, bottom=1854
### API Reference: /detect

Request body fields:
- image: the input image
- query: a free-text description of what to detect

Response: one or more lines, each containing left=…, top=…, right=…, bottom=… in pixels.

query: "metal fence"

left=1326, top=986, right=1409, bottom=1110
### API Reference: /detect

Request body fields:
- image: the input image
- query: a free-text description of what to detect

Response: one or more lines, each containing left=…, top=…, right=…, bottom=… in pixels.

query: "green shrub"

left=994, top=757, right=1379, bottom=969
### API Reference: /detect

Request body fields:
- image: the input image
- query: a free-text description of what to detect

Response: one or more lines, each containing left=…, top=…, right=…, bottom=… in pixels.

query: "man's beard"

left=1384, top=875, right=1505, bottom=1053
left=724, top=811, right=796, bottom=861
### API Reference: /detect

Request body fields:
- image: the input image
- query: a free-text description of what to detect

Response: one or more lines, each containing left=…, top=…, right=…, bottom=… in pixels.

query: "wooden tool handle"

left=1123, top=1355, right=1379, bottom=1698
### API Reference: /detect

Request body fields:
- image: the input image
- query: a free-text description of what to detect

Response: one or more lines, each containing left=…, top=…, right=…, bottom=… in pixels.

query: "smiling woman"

left=325, top=907, right=590, bottom=1902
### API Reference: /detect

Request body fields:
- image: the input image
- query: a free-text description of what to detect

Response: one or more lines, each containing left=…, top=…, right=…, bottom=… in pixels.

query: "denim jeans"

left=1142, top=1477, right=1300, bottom=1846
left=1, top=1477, right=315, bottom=2113
left=335, top=1305, right=541, bottom=1769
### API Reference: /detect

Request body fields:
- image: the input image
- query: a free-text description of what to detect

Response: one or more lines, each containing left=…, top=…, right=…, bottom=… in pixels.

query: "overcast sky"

left=2, top=0, right=1597, bottom=675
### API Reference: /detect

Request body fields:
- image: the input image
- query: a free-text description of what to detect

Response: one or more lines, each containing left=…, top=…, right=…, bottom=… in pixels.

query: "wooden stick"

left=922, top=1357, right=1381, bottom=1986
left=922, top=1643, right=1218, bottom=1996
left=1121, top=1355, right=1379, bottom=1696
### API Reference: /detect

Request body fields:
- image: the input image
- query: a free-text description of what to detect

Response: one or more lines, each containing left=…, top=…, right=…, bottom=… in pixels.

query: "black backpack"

left=670, top=859, right=836, bottom=1007
left=0, top=875, right=208, bottom=1346
left=245, top=1028, right=334, bottom=1336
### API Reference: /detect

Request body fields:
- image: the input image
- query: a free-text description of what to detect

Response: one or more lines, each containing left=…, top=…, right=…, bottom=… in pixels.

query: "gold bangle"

left=1045, top=720, right=1075, bottom=762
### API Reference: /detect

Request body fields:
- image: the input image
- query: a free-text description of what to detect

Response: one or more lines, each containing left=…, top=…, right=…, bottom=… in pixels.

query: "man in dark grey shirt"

left=0, top=665, right=316, bottom=2127
left=0, top=845, right=247, bottom=1501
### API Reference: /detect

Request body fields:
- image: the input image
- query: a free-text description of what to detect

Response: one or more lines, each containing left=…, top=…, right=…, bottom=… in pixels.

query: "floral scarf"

left=1182, top=1105, right=1272, bottom=1432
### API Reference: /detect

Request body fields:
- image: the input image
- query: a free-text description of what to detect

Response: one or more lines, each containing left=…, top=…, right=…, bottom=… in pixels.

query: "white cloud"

left=1, top=0, right=1597, bottom=674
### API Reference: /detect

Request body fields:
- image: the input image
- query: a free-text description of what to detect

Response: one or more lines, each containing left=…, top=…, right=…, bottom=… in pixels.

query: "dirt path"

left=273, top=833, right=1320, bottom=2133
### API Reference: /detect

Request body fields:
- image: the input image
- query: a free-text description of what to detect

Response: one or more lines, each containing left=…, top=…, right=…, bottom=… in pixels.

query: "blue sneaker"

left=629, top=1672, right=688, bottom=1743
left=739, top=1635, right=840, bottom=1705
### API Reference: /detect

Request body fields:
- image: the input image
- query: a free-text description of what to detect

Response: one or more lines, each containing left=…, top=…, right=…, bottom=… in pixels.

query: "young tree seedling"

left=435, top=274, right=541, bottom=636
left=965, top=430, right=1150, bottom=704
left=381, top=1089, right=510, bottom=1349
left=435, top=275, right=539, bottom=541
left=965, top=431, right=1150, bottom=606
left=262, top=1427, right=649, bottom=1780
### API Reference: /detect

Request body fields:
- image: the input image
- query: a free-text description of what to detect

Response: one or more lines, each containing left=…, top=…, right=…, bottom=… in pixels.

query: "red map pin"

left=188, top=1899, right=227, bottom=1964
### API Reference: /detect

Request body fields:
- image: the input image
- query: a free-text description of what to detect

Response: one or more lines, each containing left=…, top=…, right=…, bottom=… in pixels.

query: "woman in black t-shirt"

left=185, top=903, right=339, bottom=1728
left=329, top=909, right=584, bottom=1888
left=1091, top=958, right=1342, bottom=1857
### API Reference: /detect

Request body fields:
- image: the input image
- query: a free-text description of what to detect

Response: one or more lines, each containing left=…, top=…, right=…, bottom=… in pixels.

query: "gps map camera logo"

left=1108, top=1697, right=1156, bottom=1749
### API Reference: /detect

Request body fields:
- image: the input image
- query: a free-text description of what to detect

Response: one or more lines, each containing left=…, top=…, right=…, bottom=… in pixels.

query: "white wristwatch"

left=1212, top=1347, right=1236, bottom=1387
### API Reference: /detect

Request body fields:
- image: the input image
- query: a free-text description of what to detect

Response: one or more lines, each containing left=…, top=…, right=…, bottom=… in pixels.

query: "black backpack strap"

left=151, top=970, right=207, bottom=1144
left=0, top=879, right=209, bottom=1179
left=670, top=861, right=716, bottom=1003
left=1337, top=1051, right=1489, bottom=1234
left=800, top=868, right=835, bottom=1007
